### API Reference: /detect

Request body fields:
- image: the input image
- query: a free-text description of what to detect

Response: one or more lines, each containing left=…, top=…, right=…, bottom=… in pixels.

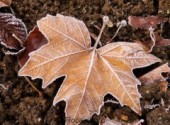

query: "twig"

left=148, top=27, right=156, bottom=52
left=24, top=77, right=43, bottom=97
left=0, top=84, right=8, bottom=90
left=9, top=7, right=15, bottom=16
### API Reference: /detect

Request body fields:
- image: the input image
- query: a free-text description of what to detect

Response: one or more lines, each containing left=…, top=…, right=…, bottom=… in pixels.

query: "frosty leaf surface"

left=19, top=14, right=161, bottom=123
left=0, top=13, right=27, bottom=50
left=139, top=63, right=170, bottom=85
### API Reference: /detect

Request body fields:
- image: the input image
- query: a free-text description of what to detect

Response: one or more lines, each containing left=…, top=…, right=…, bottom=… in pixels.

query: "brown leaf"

left=19, top=14, right=160, bottom=123
left=128, top=16, right=168, bottom=29
left=101, top=118, right=143, bottom=125
left=0, top=0, right=12, bottom=8
left=133, top=40, right=152, bottom=52
left=18, top=26, right=48, bottom=67
left=101, top=118, right=121, bottom=125
left=155, top=34, right=170, bottom=47
left=157, top=38, right=170, bottom=46
left=139, top=63, right=170, bottom=85
left=133, top=34, right=170, bottom=53
left=0, top=12, right=27, bottom=50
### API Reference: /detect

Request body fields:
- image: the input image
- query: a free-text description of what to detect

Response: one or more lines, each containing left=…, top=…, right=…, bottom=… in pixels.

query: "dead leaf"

left=133, top=40, right=152, bottom=52
left=0, top=0, right=12, bottom=8
left=128, top=16, right=169, bottom=52
left=139, top=63, right=170, bottom=85
left=0, top=12, right=27, bottom=50
left=155, top=34, right=170, bottom=47
left=133, top=33, right=170, bottom=53
left=128, top=16, right=168, bottom=29
left=18, top=14, right=161, bottom=124
left=18, top=26, right=48, bottom=67
left=157, top=38, right=170, bottom=46
left=101, top=118, right=121, bottom=125
left=139, top=64, right=170, bottom=92
left=101, top=118, right=144, bottom=125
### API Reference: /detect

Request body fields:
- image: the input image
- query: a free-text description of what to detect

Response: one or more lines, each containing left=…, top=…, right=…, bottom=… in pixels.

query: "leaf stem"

left=0, top=84, right=8, bottom=90
left=24, top=77, right=44, bottom=97
left=10, top=7, right=15, bottom=16
left=94, top=16, right=109, bottom=49
left=149, top=27, right=156, bottom=52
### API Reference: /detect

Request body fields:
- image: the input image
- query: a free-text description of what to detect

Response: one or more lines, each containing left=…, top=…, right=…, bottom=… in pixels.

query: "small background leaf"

left=139, top=63, right=170, bottom=85
left=19, top=26, right=48, bottom=67
left=0, top=0, right=12, bottom=8
left=128, top=16, right=168, bottom=29
left=0, top=12, right=27, bottom=50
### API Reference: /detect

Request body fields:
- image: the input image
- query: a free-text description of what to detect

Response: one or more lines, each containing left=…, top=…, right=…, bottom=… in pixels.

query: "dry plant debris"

left=0, top=0, right=12, bottom=8
left=0, top=12, right=27, bottom=50
left=128, top=16, right=168, bottom=29
left=19, top=26, right=48, bottom=67
left=154, top=33, right=170, bottom=47
left=133, top=34, right=170, bottom=53
left=128, top=15, right=169, bottom=52
left=139, top=63, right=170, bottom=93
left=18, top=14, right=161, bottom=124
left=139, top=63, right=170, bottom=85
left=102, top=118, right=144, bottom=125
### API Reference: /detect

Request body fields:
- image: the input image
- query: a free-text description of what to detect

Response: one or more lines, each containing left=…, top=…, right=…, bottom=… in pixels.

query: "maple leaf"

left=19, top=14, right=161, bottom=123
left=0, top=12, right=27, bottom=50
left=0, top=0, right=12, bottom=8
left=139, top=63, right=170, bottom=84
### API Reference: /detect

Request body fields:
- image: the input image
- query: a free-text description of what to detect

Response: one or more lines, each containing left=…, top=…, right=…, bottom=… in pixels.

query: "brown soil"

left=0, top=0, right=170, bottom=125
